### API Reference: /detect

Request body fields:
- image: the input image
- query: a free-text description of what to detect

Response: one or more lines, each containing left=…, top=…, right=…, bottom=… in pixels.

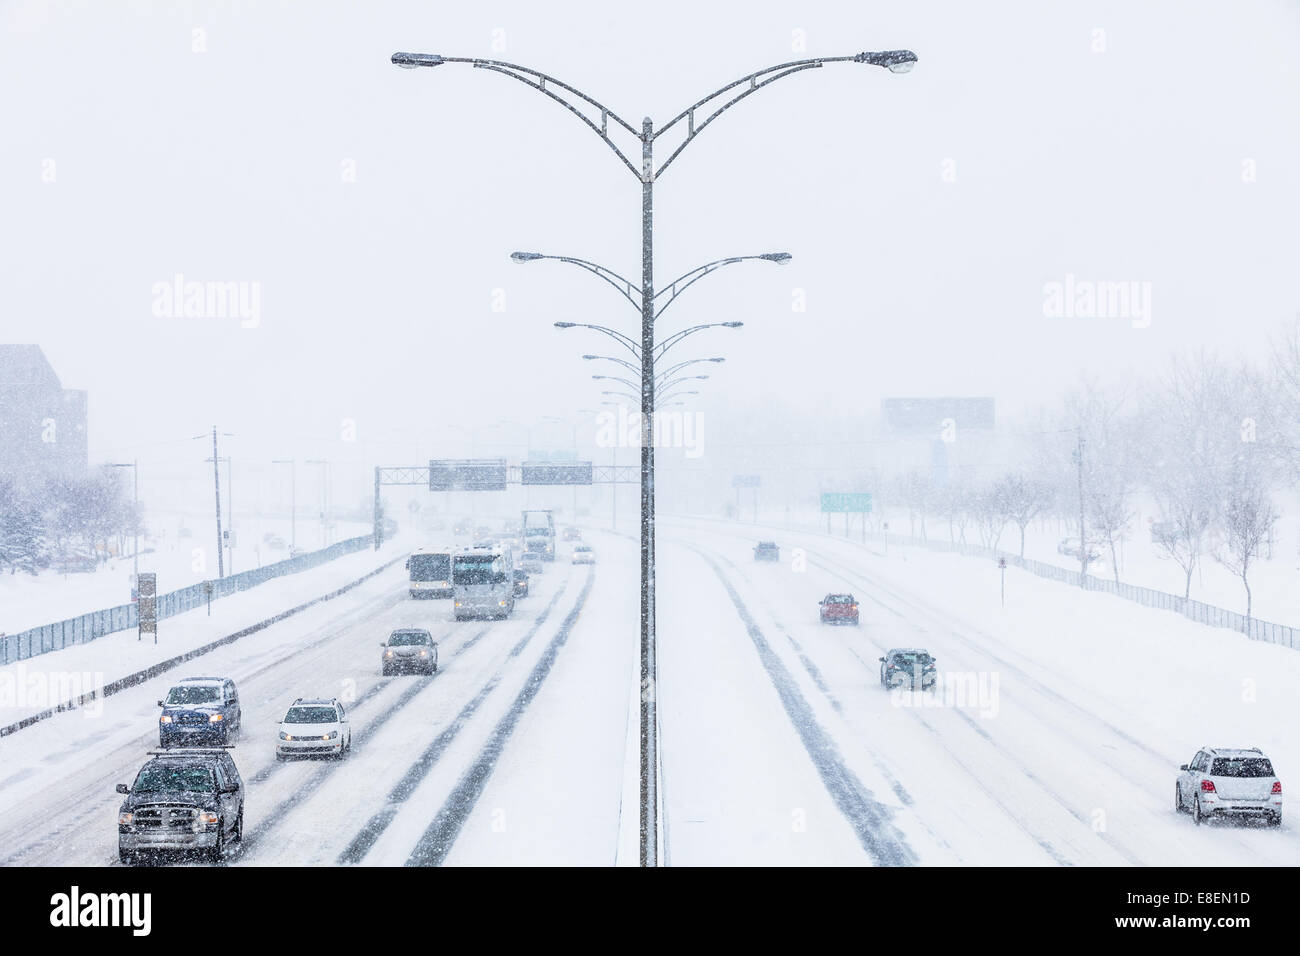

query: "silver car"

left=520, top=552, right=544, bottom=574
left=381, top=629, right=438, bottom=676
left=1176, top=747, right=1282, bottom=826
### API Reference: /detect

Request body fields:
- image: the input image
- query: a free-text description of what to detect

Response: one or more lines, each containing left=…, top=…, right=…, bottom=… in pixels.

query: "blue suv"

left=158, top=677, right=242, bottom=747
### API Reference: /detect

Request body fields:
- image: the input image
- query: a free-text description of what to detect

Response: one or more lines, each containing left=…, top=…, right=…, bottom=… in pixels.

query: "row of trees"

left=878, top=334, right=1300, bottom=622
left=0, top=470, right=141, bottom=575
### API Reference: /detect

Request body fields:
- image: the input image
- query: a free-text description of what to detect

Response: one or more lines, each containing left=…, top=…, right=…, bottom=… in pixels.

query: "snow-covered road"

left=1, top=520, right=1295, bottom=866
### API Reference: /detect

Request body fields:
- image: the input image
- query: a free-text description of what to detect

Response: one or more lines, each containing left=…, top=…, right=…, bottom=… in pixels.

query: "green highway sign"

left=820, top=492, right=872, bottom=513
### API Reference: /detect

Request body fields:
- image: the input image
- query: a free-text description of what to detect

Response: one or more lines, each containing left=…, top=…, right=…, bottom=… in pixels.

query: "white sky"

left=2, top=0, right=1297, bottom=506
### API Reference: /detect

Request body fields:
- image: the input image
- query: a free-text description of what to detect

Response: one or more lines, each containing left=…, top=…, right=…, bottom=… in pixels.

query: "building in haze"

left=0, top=345, right=88, bottom=486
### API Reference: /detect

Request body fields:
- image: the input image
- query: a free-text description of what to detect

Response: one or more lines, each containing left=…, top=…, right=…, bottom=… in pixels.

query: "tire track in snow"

left=694, top=549, right=917, bottom=867
left=403, top=567, right=596, bottom=866
left=337, top=578, right=575, bottom=864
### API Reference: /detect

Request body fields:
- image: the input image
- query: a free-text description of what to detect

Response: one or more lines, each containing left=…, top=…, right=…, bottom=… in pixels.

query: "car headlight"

left=499, top=600, right=507, bottom=606
left=209, top=713, right=224, bottom=723
left=159, top=715, right=173, bottom=724
left=454, top=602, right=462, bottom=607
left=418, top=650, right=428, bottom=657
left=384, top=650, right=394, bottom=658
left=119, top=812, right=134, bottom=826
left=197, top=810, right=219, bottom=826
left=279, top=731, right=289, bottom=740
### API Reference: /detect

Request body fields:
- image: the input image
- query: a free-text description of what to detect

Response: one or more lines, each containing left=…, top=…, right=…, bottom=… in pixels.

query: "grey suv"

left=117, top=748, right=244, bottom=864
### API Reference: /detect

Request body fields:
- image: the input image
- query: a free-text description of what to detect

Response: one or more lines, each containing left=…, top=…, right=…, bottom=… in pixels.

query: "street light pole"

left=639, top=116, right=659, bottom=867
left=107, top=460, right=139, bottom=588
left=391, top=47, right=917, bottom=867
left=272, top=458, right=296, bottom=553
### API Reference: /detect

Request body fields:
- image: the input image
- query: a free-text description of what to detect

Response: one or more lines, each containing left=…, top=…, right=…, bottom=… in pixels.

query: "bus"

left=406, top=548, right=453, bottom=599
left=521, top=510, right=556, bottom=561
left=452, top=546, right=515, bottom=620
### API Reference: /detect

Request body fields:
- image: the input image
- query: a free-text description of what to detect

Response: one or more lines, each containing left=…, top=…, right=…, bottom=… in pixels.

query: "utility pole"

left=272, top=458, right=297, bottom=553
left=211, top=427, right=224, bottom=579
left=1074, top=431, right=1087, bottom=587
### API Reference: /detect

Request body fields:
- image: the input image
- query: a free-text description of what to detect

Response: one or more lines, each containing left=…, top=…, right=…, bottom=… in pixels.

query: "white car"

left=277, top=698, right=351, bottom=760
left=1176, top=747, right=1282, bottom=826
left=520, top=552, right=544, bottom=574
left=572, top=544, right=596, bottom=565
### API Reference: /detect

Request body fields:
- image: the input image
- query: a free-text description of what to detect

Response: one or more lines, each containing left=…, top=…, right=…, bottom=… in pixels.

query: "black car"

left=158, top=678, right=242, bottom=748
left=512, top=568, right=529, bottom=598
left=382, top=629, right=438, bottom=676
left=753, top=541, right=780, bottom=561
left=117, top=749, right=244, bottom=864
left=879, top=648, right=937, bottom=689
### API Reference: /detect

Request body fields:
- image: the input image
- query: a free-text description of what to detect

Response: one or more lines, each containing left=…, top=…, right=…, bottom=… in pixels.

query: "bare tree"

left=996, top=472, right=1052, bottom=558
left=1214, top=451, right=1278, bottom=625
left=972, top=484, right=1009, bottom=552
left=1143, top=352, right=1239, bottom=601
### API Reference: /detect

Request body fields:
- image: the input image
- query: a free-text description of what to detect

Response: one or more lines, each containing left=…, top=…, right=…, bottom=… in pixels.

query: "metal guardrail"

left=858, top=529, right=1299, bottom=651
left=0, top=535, right=372, bottom=665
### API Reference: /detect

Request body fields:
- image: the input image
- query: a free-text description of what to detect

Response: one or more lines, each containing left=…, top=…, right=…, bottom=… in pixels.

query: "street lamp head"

left=511, top=251, right=544, bottom=262
left=554, top=322, right=576, bottom=329
left=581, top=354, right=599, bottom=360
left=856, top=50, right=918, bottom=73
left=760, top=252, right=793, bottom=264
left=722, top=321, right=744, bottom=328
left=392, top=52, right=445, bottom=69
left=708, top=357, right=726, bottom=363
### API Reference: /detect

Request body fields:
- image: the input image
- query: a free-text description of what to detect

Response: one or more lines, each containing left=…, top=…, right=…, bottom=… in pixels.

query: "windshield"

left=134, top=765, right=215, bottom=793
left=165, top=685, right=220, bottom=705
left=454, top=555, right=505, bottom=585
left=525, top=528, right=551, bottom=537
left=893, top=653, right=933, bottom=667
left=388, top=631, right=431, bottom=646
left=409, top=554, right=450, bottom=581
left=826, top=595, right=854, bottom=604
left=1210, top=757, right=1275, bottom=777
left=285, top=706, right=338, bottom=724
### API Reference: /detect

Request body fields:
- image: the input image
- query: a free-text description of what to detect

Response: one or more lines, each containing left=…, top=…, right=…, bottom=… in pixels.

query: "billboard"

left=428, top=459, right=508, bottom=492
left=821, top=493, right=872, bottom=513
left=521, top=461, right=593, bottom=486
left=882, top=397, right=995, bottom=433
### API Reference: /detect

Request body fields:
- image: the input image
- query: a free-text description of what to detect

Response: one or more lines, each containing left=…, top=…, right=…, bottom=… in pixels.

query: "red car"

left=819, top=593, right=859, bottom=625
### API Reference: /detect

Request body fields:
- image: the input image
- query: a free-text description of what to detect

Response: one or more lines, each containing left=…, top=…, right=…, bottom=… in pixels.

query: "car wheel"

left=1174, top=784, right=1183, bottom=814
left=381, top=665, right=391, bottom=677
left=1193, top=796, right=1204, bottom=826
left=209, top=822, right=225, bottom=863
left=276, top=752, right=286, bottom=762
left=233, top=809, right=243, bottom=843
left=119, top=848, right=133, bottom=866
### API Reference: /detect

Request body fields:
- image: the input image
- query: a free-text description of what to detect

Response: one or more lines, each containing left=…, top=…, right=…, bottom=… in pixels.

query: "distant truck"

left=407, top=548, right=453, bottom=598
left=453, top=546, right=515, bottom=620
left=521, top=510, right=556, bottom=562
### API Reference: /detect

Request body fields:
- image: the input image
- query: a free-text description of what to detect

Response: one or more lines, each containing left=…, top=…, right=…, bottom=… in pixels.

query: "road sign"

left=820, top=492, right=872, bottom=513
left=428, top=459, right=508, bottom=492
left=731, top=475, right=761, bottom=488
left=882, top=397, right=996, bottom=433
left=521, top=461, right=593, bottom=485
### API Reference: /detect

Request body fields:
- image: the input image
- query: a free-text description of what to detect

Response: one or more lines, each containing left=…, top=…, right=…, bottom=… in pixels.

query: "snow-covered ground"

left=0, top=531, right=411, bottom=727
left=0, top=512, right=372, bottom=636
left=2, top=515, right=1295, bottom=866
left=734, top=504, right=1300, bottom=627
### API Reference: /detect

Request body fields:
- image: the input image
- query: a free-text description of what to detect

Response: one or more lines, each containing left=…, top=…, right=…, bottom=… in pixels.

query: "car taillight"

left=1200, top=780, right=1216, bottom=793
left=1272, top=781, right=1283, bottom=794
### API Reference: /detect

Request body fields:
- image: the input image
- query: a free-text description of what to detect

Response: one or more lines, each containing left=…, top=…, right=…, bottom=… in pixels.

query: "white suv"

left=277, top=698, right=351, bottom=761
left=1176, top=747, right=1282, bottom=826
